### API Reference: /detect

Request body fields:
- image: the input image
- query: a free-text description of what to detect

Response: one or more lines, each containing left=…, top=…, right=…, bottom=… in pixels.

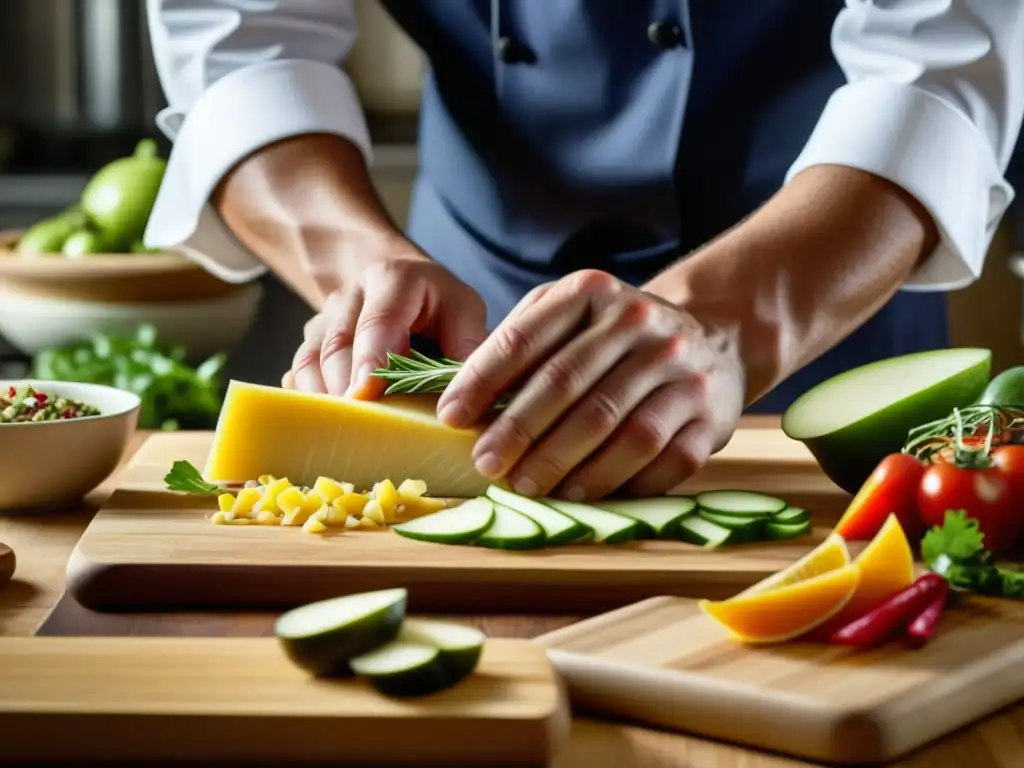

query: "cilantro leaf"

left=921, top=509, right=986, bottom=567
left=164, top=460, right=222, bottom=496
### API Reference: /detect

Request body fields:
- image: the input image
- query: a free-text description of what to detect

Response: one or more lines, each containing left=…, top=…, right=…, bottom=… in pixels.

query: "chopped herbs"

left=0, top=385, right=100, bottom=423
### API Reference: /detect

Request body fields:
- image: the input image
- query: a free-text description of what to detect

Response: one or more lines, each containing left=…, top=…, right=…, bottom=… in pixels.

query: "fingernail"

left=563, top=486, right=586, bottom=502
left=438, top=401, right=469, bottom=428
left=475, top=452, right=503, bottom=477
left=346, top=365, right=373, bottom=397
left=512, top=476, right=537, bottom=497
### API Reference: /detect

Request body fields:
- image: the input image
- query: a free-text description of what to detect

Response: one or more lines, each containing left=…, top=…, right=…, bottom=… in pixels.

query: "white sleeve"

left=786, top=1, right=1024, bottom=291
left=143, top=0, right=370, bottom=283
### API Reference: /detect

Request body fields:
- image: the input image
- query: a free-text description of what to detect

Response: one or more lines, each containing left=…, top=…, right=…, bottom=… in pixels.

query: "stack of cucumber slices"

left=274, top=588, right=486, bottom=697
left=392, top=486, right=811, bottom=550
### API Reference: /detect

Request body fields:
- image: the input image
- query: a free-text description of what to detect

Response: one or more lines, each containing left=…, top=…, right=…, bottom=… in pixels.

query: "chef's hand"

left=435, top=270, right=745, bottom=499
left=284, top=243, right=488, bottom=399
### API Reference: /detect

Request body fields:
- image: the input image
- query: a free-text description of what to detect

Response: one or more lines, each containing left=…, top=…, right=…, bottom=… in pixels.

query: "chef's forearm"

left=212, top=133, right=403, bottom=311
left=645, top=165, right=939, bottom=404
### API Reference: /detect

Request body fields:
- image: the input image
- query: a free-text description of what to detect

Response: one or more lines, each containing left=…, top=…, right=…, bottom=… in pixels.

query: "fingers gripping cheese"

left=204, top=381, right=493, bottom=498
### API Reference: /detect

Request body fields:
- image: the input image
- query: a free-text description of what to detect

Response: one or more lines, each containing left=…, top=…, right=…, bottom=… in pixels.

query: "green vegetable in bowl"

left=31, top=324, right=225, bottom=431
left=62, top=227, right=119, bottom=258
left=15, top=207, right=88, bottom=255
left=80, top=138, right=167, bottom=247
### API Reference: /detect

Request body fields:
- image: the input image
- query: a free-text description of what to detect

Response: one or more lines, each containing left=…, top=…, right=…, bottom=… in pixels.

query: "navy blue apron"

left=382, top=0, right=949, bottom=413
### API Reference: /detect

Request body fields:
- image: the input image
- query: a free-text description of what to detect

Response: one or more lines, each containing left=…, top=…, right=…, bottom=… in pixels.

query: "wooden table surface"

left=2, top=426, right=1023, bottom=768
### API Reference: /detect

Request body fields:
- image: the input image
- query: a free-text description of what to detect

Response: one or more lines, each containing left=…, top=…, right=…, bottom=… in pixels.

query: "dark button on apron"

left=647, top=21, right=684, bottom=49
left=496, top=36, right=535, bottom=64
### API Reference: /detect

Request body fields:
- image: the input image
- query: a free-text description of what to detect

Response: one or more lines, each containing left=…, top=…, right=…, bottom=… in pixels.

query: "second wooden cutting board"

left=535, top=595, right=1024, bottom=765
left=67, top=430, right=851, bottom=613
left=0, top=636, right=566, bottom=765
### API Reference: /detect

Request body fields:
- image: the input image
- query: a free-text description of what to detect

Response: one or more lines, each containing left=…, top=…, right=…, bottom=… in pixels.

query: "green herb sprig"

left=371, top=350, right=513, bottom=408
left=370, top=350, right=464, bottom=395
left=922, top=510, right=1024, bottom=599
left=164, top=460, right=223, bottom=496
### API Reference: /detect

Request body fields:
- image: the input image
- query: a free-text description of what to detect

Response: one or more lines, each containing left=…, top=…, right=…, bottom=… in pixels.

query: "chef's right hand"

left=283, top=244, right=488, bottom=399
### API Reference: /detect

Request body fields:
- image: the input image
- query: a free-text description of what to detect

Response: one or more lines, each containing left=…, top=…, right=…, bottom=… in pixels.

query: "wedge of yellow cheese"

left=204, top=381, right=493, bottom=498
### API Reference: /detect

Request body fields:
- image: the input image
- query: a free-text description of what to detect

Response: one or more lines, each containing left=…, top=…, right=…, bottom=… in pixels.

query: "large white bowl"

left=0, top=281, right=263, bottom=363
left=0, top=380, right=141, bottom=512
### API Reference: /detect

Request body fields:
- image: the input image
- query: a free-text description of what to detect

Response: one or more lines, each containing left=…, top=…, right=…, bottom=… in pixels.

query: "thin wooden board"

left=67, top=430, right=852, bottom=613
left=0, top=636, right=568, bottom=765
left=535, top=595, right=1024, bottom=765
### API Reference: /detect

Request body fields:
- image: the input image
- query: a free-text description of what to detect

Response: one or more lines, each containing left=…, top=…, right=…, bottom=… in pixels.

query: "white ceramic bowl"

left=0, top=380, right=141, bottom=512
left=0, top=282, right=263, bottom=363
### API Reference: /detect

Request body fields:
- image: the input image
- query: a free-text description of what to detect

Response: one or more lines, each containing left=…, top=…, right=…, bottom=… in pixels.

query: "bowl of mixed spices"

left=0, top=380, right=140, bottom=512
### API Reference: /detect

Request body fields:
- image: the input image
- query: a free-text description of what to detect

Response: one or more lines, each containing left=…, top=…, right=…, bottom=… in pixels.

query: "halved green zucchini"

left=274, top=588, right=407, bottom=676
left=391, top=497, right=494, bottom=544
left=695, top=490, right=787, bottom=517
left=486, top=485, right=588, bottom=545
left=349, top=641, right=455, bottom=697
left=475, top=504, right=547, bottom=550
left=544, top=500, right=646, bottom=544
left=401, top=618, right=485, bottom=680
left=593, top=496, right=696, bottom=538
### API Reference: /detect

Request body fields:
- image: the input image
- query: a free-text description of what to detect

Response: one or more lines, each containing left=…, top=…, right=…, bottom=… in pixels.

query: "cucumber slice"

left=676, top=515, right=733, bottom=548
left=697, top=508, right=766, bottom=542
left=772, top=506, right=811, bottom=525
left=274, top=588, right=407, bottom=676
left=486, top=485, right=588, bottom=545
left=544, top=500, right=646, bottom=544
left=697, top=508, right=764, bottom=529
left=695, top=490, right=787, bottom=517
left=349, top=641, right=456, bottom=697
left=401, top=618, right=485, bottom=680
left=593, top=497, right=696, bottom=538
left=391, top=497, right=494, bottom=544
left=475, top=503, right=546, bottom=550
left=765, top=519, right=812, bottom=540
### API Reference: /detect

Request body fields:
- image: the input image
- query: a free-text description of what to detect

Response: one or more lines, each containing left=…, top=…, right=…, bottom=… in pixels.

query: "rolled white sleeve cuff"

left=786, top=79, right=1014, bottom=292
left=144, top=59, right=372, bottom=284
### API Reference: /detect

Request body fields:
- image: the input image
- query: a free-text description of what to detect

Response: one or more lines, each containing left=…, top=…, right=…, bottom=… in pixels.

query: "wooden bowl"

left=0, top=229, right=243, bottom=303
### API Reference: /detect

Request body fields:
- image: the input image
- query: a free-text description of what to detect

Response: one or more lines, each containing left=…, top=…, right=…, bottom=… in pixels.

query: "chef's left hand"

left=435, top=270, right=746, bottom=499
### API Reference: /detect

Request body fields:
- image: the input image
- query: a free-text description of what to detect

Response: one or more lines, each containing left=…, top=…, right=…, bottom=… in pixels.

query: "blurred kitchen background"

left=0, top=0, right=425, bottom=430
left=0, top=0, right=1021, bottom=432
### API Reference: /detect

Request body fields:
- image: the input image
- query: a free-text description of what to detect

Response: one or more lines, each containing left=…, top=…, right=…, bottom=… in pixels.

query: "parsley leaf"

left=921, top=509, right=1022, bottom=600
left=164, top=460, right=222, bottom=496
left=921, top=510, right=987, bottom=567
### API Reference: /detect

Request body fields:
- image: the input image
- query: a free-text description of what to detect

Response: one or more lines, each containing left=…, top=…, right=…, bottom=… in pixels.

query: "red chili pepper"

left=905, top=584, right=949, bottom=648
left=6, top=386, right=14, bottom=398
left=829, top=573, right=948, bottom=649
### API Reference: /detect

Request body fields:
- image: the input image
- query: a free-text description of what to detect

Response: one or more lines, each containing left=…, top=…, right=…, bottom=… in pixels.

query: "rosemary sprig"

left=370, top=350, right=464, bottom=395
left=370, top=349, right=513, bottom=408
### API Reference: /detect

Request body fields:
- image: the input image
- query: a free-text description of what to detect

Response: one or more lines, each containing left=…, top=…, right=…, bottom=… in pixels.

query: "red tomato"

left=917, top=461, right=1018, bottom=555
left=834, top=453, right=925, bottom=541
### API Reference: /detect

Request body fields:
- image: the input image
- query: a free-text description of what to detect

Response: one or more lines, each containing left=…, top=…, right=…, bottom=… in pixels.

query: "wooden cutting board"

left=0, top=636, right=567, bottom=765
left=535, top=595, right=1024, bottom=765
left=67, top=430, right=852, bottom=613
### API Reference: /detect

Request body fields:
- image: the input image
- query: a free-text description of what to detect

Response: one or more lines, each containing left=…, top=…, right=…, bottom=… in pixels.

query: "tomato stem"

left=950, top=408, right=995, bottom=469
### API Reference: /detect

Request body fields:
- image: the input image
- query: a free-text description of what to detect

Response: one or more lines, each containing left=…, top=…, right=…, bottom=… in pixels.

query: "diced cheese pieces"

left=204, top=381, right=492, bottom=498
left=209, top=473, right=450, bottom=535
